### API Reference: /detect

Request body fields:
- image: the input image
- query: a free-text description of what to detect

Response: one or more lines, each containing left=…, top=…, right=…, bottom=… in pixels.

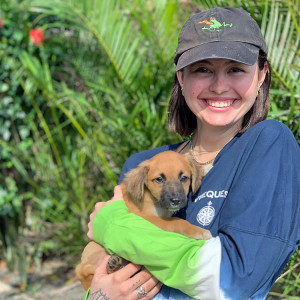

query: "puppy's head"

left=122, top=151, right=203, bottom=212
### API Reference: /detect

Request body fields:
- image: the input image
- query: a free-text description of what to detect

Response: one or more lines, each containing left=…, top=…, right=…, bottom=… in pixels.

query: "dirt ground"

left=0, top=259, right=86, bottom=300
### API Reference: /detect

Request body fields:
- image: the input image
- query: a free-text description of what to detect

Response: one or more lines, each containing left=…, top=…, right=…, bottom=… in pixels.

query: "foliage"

left=0, top=0, right=39, bottom=285
left=0, top=0, right=299, bottom=295
left=0, top=0, right=184, bottom=286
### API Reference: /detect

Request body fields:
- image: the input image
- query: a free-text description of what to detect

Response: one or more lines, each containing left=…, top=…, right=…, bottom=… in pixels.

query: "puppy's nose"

left=170, top=199, right=180, bottom=206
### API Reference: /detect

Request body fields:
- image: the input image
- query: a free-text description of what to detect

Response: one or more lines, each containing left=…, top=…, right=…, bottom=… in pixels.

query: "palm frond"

left=29, top=0, right=145, bottom=95
left=262, top=0, right=299, bottom=88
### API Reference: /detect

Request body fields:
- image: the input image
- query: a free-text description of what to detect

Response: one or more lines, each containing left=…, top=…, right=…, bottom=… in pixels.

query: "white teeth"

left=206, top=100, right=234, bottom=107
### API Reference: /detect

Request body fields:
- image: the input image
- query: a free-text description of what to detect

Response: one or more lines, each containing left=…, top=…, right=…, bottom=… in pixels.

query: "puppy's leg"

left=75, top=241, right=106, bottom=290
left=143, top=215, right=212, bottom=240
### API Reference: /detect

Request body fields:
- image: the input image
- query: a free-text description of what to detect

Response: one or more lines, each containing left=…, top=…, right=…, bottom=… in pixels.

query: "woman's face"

left=177, top=58, right=268, bottom=131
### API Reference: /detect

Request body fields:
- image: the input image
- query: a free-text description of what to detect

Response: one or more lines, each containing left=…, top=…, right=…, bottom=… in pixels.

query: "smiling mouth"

left=206, top=100, right=234, bottom=108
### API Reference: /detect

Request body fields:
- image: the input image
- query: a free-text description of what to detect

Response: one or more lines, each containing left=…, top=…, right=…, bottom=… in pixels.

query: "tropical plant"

left=1, top=0, right=186, bottom=287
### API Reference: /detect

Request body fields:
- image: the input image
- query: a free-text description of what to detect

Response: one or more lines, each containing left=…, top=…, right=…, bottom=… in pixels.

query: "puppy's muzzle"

left=160, top=183, right=187, bottom=211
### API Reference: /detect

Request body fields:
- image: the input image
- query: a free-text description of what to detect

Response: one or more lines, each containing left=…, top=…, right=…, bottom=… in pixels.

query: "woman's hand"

left=87, top=185, right=124, bottom=240
left=88, top=255, right=162, bottom=300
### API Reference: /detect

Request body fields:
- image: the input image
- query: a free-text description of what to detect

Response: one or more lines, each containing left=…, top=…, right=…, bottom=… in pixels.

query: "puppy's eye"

left=180, top=175, right=189, bottom=183
left=153, top=176, right=164, bottom=184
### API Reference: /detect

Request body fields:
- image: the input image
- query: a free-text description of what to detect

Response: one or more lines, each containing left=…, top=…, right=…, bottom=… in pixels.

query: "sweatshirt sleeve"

left=215, top=121, right=300, bottom=299
left=93, top=201, right=222, bottom=299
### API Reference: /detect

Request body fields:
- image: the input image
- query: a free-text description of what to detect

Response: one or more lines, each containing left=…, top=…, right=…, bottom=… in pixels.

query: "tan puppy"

left=76, top=151, right=212, bottom=290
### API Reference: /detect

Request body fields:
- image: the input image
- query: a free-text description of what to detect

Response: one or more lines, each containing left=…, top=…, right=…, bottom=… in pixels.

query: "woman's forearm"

left=92, top=201, right=222, bottom=299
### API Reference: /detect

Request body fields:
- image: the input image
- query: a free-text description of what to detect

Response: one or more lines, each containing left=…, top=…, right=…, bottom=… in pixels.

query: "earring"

left=256, top=87, right=261, bottom=97
left=181, top=87, right=184, bottom=97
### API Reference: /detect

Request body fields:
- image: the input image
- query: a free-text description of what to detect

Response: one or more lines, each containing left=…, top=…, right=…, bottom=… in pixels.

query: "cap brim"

left=176, top=41, right=259, bottom=71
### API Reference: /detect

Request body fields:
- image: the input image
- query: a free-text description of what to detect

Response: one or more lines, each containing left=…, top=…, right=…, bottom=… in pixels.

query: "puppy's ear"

left=122, top=162, right=149, bottom=207
left=187, top=156, right=204, bottom=194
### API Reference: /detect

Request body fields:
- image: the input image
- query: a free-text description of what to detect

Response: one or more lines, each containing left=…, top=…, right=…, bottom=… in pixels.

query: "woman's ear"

left=176, top=71, right=184, bottom=87
left=258, top=62, right=269, bottom=87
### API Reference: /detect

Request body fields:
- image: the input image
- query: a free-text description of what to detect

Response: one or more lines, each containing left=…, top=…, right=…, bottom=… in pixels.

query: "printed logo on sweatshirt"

left=194, top=190, right=228, bottom=202
left=197, top=201, right=215, bottom=226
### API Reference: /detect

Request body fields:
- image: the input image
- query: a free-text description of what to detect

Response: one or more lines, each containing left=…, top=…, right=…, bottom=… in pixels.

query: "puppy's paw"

left=194, top=229, right=212, bottom=240
left=106, top=254, right=130, bottom=274
left=202, top=229, right=212, bottom=240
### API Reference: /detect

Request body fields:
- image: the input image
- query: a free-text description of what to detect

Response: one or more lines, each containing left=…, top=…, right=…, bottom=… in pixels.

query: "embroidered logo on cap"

left=198, top=17, right=232, bottom=32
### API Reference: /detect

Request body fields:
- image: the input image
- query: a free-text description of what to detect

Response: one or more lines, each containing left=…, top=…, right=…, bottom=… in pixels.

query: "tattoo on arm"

left=88, top=289, right=110, bottom=300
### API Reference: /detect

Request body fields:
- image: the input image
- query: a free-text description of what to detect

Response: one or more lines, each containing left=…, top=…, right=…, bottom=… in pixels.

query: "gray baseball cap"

left=175, top=7, right=267, bottom=71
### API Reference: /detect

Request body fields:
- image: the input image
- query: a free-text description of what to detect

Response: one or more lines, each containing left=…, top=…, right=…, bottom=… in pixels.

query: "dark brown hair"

left=168, top=51, right=272, bottom=137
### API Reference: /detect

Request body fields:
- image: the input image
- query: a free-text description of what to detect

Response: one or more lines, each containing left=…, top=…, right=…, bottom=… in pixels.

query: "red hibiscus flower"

left=29, top=28, right=45, bottom=46
left=0, top=17, right=4, bottom=28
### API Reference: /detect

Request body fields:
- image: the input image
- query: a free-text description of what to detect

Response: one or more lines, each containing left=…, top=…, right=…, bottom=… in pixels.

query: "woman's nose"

left=208, top=73, right=229, bottom=94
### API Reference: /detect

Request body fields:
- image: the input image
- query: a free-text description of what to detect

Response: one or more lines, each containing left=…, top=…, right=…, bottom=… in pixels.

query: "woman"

left=84, top=7, right=300, bottom=300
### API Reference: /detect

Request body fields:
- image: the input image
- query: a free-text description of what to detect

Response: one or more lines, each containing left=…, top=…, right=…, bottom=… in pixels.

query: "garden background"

left=0, top=0, right=299, bottom=298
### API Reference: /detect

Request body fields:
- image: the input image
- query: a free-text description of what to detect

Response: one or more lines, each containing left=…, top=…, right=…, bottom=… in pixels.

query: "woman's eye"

left=154, top=177, right=164, bottom=184
left=180, top=175, right=189, bottom=183
left=230, top=67, right=244, bottom=73
left=195, top=67, right=210, bottom=73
